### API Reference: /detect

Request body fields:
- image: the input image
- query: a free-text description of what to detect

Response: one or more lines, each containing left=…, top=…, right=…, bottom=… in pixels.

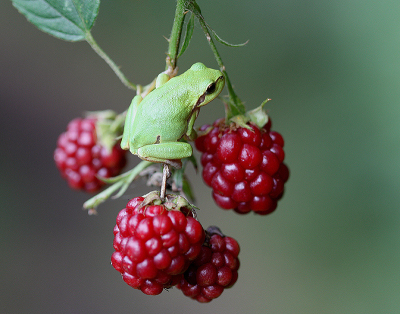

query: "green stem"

left=83, top=160, right=153, bottom=211
left=85, top=31, right=136, bottom=90
left=194, top=7, right=246, bottom=119
left=167, top=0, right=187, bottom=70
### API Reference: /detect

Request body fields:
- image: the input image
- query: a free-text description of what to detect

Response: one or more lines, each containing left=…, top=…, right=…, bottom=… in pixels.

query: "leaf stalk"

left=85, top=31, right=137, bottom=90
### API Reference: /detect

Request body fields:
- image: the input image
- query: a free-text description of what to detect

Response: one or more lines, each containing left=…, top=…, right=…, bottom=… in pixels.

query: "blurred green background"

left=1, top=0, right=400, bottom=313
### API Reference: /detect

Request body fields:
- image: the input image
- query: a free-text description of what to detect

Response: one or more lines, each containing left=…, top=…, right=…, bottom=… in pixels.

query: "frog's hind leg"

left=143, top=157, right=182, bottom=169
left=137, top=142, right=193, bottom=169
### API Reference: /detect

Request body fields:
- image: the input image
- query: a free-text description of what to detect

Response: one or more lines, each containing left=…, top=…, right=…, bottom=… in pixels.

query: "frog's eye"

left=205, top=82, right=217, bottom=95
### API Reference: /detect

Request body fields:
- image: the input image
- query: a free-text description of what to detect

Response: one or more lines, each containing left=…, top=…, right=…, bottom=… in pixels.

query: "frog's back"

left=129, top=82, right=193, bottom=148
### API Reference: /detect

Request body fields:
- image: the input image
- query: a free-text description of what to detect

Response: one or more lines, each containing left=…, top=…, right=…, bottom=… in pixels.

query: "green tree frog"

left=121, top=62, right=225, bottom=168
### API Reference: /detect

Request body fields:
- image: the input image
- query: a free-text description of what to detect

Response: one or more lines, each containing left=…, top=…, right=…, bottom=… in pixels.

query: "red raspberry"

left=177, top=226, right=240, bottom=303
left=111, top=195, right=206, bottom=295
left=54, top=117, right=127, bottom=192
left=195, top=118, right=289, bottom=215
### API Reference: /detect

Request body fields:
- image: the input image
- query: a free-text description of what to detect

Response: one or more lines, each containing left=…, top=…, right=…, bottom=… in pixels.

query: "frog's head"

left=185, top=62, right=225, bottom=108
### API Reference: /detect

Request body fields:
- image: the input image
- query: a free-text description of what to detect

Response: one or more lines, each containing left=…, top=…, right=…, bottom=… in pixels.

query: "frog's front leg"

left=185, top=109, right=200, bottom=141
left=121, top=95, right=142, bottom=150
left=137, top=142, right=193, bottom=169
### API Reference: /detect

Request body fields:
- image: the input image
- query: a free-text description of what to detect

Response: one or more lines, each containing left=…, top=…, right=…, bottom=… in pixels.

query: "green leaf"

left=172, top=167, right=184, bottom=191
left=212, top=29, right=249, bottom=48
left=184, top=1, right=202, bottom=16
left=186, top=154, right=198, bottom=172
left=177, top=13, right=195, bottom=58
left=185, top=1, right=248, bottom=48
left=182, top=176, right=195, bottom=203
left=12, top=0, right=100, bottom=41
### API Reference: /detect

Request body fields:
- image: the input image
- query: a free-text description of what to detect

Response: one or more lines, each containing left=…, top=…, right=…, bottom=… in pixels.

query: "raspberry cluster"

left=177, top=226, right=240, bottom=303
left=111, top=196, right=206, bottom=295
left=54, top=117, right=127, bottom=192
left=195, top=118, right=289, bottom=215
